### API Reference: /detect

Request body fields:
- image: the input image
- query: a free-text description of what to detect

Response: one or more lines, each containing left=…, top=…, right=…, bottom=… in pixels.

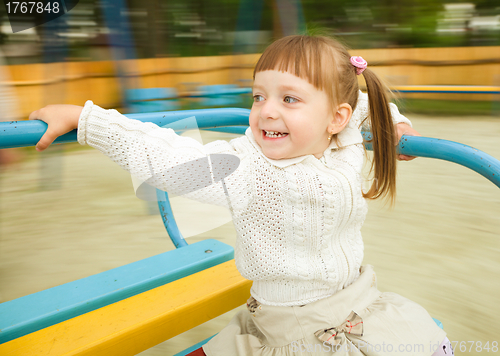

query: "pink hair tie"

left=350, top=56, right=367, bottom=75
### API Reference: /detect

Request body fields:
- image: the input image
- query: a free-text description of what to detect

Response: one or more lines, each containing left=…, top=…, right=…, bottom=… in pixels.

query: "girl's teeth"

left=265, top=131, right=288, bottom=138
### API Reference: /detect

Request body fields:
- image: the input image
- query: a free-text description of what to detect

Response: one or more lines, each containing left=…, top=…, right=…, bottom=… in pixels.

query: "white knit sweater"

left=77, top=91, right=411, bottom=307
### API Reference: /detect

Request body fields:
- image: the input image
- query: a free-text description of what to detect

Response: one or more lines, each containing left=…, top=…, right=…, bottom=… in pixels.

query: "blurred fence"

left=3, top=46, right=500, bottom=119
left=354, top=46, right=500, bottom=102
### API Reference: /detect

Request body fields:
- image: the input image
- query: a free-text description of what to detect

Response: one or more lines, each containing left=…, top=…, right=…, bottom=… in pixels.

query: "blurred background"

left=1, top=0, right=500, bottom=61
left=0, top=0, right=499, bottom=355
left=0, top=0, right=499, bottom=117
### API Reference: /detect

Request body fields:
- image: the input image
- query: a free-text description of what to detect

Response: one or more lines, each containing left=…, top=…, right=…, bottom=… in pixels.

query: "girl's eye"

left=284, top=96, right=298, bottom=104
left=253, top=95, right=264, bottom=102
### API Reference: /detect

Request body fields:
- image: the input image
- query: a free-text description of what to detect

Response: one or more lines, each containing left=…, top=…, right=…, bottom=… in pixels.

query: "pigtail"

left=361, top=69, right=397, bottom=205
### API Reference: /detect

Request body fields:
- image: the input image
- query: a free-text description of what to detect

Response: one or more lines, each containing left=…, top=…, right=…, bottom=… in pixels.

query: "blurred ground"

left=1, top=115, right=499, bottom=355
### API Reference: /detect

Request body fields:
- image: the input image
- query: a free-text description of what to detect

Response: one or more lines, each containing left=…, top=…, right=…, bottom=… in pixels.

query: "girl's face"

left=250, top=70, right=342, bottom=160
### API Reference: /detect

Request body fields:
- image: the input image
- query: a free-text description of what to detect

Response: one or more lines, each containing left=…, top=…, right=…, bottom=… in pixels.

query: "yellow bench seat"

left=0, top=260, right=251, bottom=356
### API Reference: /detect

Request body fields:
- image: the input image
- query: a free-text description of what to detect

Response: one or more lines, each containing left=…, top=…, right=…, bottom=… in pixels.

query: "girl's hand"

left=395, top=123, right=420, bottom=161
left=29, top=105, right=83, bottom=152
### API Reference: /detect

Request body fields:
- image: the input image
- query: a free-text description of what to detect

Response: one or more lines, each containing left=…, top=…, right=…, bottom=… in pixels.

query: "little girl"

left=31, top=35, right=453, bottom=356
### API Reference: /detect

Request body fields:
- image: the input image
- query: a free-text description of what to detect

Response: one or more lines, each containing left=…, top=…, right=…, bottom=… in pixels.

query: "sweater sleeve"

left=77, top=101, right=250, bottom=210
left=352, top=91, right=412, bottom=130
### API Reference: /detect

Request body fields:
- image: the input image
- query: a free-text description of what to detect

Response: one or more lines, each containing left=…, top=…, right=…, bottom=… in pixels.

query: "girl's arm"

left=30, top=102, right=249, bottom=209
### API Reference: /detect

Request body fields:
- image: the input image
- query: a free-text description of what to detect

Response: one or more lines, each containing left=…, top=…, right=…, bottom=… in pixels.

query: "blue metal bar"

left=395, top=90, right=500, bottom=94
left=398, top=135, right=500, bottom=188
left=156, top=189, right=188, bottom=248
left=362, top=132, right=500, bottom=189
left=187, top=88, right=252, bottom=97
left=392, top=85, right=500, bottom=95
left=433, top=318, right=444, bottom=330
left=0, top=108, right=251, bottom=149
left=1, top=108, right=499, bottom=190
left=203, top=126, right=248, bottom=135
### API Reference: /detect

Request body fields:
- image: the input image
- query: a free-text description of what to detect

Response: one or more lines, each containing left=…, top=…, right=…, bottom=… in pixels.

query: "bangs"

left=253, top=35, right=340, bottom=107
left=254, top=36, right=339, bottom=106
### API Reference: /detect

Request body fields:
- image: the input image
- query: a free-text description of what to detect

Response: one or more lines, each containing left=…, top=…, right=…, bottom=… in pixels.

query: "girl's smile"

left=262, top=130, right=288, bottom=139
left=249, top=70, right=350, bottom=160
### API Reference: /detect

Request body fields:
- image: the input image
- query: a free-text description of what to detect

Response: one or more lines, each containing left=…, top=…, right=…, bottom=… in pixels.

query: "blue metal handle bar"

left=400, top=136, right=500, bottom=188
left=156, top=189, right=187, bottom=248
left=1, top=107, right=499, bottom=189
left=203, top=126, right=248, bottom=134
left=362, top=132, right=500, bottom=189
left=395, top=89, right=500, bottom=94
left=392, top=85, right=500, bottom=95
left=186, top=88, right=252, bottom=98
left=0, top=108, right=251, bottom=149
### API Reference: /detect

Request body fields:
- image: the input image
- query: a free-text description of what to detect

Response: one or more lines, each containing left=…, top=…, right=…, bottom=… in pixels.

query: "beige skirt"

left=203, top=265, right=446, bottom=356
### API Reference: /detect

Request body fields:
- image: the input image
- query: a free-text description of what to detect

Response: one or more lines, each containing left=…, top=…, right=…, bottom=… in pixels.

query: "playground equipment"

left=126, top=87, right=181, bottom=113
left=125, top=85, right=253, bottom=114
left=392, top=85, right=500, bottom=95
left=0, top=108, right=499, bottom=356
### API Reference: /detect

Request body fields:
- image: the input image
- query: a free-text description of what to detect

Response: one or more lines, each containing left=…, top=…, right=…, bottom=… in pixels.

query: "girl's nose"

left=259, top=100, right=279, bottom=120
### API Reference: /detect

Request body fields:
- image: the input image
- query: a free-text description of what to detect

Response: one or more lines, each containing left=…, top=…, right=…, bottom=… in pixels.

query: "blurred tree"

left=1, top=0, right=499, bottom=64
left=376, top=0, right=444, bottom=47
left=475, top=0, right=500, bottom=10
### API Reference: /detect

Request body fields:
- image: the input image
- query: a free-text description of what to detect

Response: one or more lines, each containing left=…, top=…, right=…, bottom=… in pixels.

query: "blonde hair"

left=253, top=35, right=397, bottom=204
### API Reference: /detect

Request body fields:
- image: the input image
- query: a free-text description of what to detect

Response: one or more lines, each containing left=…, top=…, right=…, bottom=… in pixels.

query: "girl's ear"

left=330, top=103, right=352, bottom=134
